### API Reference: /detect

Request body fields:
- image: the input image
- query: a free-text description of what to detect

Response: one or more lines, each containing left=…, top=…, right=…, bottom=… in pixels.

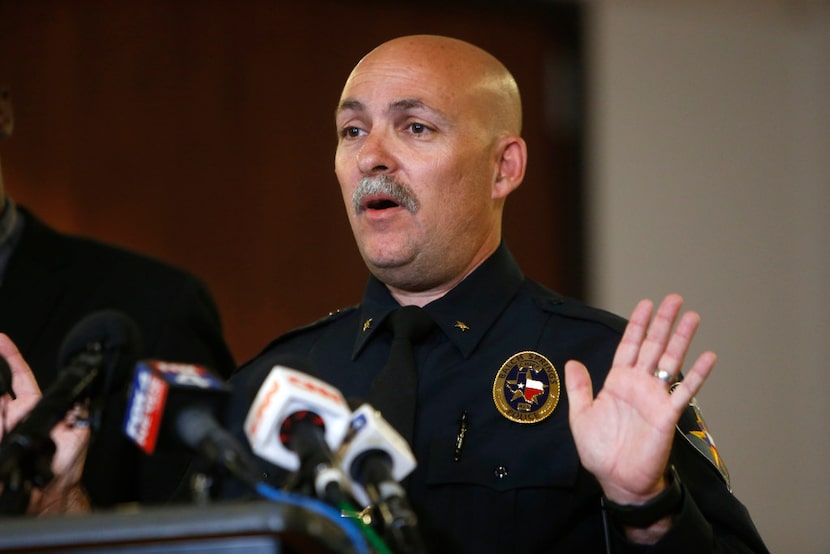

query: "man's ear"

left=492, top=135, right=527, bottom=200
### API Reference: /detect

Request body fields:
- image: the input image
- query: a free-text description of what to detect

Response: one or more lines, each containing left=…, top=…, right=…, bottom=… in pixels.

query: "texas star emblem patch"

left=493, top=351, right=560, bottom=423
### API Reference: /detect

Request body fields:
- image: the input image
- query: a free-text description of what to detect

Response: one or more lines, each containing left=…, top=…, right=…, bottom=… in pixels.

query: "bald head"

left=342, top=35, right=522, bottom=139
left=334, top=35, right=528, bottom=302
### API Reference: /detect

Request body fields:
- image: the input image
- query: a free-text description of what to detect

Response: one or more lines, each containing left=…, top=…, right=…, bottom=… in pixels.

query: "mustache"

left=352, top=175, right=419, bottom=214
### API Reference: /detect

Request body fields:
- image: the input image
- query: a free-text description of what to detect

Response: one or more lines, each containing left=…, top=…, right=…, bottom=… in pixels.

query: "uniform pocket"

left=412, top=412, right=601, bottom=553
left=424, top=408, right=580, bottom=491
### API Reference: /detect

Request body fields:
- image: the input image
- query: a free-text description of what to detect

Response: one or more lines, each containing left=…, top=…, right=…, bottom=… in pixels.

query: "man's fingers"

left=655, top=310, right=701, bottom=383
left=564, top=360, right=594, bottom=419
left=635, top=294, right=684, bottom=374
left=611, top=299, right=654, bottom=369
left=0, top=333, right=41, bottom=397
left=0, top=334, right=43, bottom=435
left=670, top=351, right=717, bottom=411
left=0, top=332, right=22, bottom=360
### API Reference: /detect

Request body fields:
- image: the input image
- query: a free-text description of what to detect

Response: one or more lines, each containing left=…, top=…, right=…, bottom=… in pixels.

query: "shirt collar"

left=352, top=242, right=525, bottom=359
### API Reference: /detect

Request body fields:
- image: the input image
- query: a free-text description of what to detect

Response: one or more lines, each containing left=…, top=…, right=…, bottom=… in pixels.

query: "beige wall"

left=586, top=1, right=830, bottom=552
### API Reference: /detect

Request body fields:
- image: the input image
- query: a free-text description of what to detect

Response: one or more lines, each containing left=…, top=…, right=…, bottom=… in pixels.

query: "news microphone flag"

left=124, top=360, right=228, bottom=455
left=244, top=366, right=351, bottom=472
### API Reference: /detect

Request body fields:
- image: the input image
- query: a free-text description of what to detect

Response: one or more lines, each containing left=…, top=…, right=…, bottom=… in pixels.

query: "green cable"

left=339, top=501, right=393, bottom=554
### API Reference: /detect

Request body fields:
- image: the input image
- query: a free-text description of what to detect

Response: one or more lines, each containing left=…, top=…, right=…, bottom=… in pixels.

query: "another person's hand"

left=564, top=294, right=716, bottom=541
left=0, top=333, right=91, bottom=515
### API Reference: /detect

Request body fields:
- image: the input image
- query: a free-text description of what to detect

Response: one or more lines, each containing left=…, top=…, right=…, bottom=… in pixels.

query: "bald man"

left=227, top=36, right=767, bottom=553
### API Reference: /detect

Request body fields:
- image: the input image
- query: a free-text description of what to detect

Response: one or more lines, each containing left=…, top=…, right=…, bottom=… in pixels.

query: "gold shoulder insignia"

left=676, top=395, right=731, bottom=489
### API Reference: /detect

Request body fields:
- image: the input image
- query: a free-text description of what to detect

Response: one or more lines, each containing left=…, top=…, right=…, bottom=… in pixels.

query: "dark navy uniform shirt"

left=227, top=243, right=767, bottom=553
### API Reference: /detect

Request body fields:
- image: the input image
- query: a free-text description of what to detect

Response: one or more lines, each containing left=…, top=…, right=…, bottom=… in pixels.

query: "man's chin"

left=358, top=239, right=416, bottom=269
left=364, top=255, right=409, bottom=273
left=363, top=253, right=417, bottom=283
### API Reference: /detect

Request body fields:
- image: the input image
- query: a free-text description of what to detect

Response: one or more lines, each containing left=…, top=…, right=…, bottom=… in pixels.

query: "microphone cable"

left=253, top=480, right=393, bottom=554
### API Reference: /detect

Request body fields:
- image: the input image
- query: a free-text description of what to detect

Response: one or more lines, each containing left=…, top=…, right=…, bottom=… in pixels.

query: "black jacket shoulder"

left=523, top=278, right=628, bottom=334
left=236, top=305, right=358, bottom=373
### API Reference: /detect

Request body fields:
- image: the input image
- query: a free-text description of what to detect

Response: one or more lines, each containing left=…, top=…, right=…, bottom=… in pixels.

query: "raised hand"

left=564, top=294, right=716, bottom=505
left=0, top=333, right=91, bottom=515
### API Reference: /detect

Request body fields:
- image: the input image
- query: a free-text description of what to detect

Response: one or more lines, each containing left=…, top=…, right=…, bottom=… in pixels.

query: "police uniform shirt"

left=228, top=242, right=767, bottom=553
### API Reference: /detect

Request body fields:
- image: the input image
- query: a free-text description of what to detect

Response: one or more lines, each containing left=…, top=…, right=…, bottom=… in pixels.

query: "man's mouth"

left=353, top=175, right=419, bottom=215
left=363, top=195, right=401, bottom=211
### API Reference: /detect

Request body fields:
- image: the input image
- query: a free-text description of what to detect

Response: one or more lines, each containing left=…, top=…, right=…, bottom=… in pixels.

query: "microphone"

left=0, top=310, right=140, bottom=513
left=243, top=366, right=351, bottom=504
left=339, top=403, right=424, bottom=554
left=57, top=310, right=143, bottom=433
left=123, top=360, right=261, bottom=490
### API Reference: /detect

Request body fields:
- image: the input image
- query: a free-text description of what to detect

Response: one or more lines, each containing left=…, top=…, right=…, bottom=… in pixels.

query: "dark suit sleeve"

left=83, top=273, right=237, bottom=507
left=1, top=209, right=237, bottom=508
left=142, top=275, right=236, bottom=378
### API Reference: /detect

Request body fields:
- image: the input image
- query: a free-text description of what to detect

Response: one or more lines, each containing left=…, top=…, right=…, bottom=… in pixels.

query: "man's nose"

left=356, top=131, right=395, bottom=175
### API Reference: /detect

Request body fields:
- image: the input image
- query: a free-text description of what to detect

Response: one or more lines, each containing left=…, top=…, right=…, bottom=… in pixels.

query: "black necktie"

left=368, top=305, right=435, bottom=445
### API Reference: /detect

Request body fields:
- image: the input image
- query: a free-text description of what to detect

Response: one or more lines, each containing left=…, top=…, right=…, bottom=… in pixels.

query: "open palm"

left=564, top=294, right=716, bottom=504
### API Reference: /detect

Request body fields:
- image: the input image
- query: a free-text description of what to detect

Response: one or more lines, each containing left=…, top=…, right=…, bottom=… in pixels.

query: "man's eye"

left=409, top=122, right=428, bottom=134
left=344, top=127, right=362, bottom=138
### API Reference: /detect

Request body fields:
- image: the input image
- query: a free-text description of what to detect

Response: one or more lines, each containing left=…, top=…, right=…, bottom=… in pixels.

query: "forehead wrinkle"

left=336, top=98, right=365, bottom=119
left=337, top=96, right=447, bottom=120
left=390, top=97, right=450, bottom=122
left=336, top=98, right=455, bottom=140
left=389, top=98, right=426, bottom=112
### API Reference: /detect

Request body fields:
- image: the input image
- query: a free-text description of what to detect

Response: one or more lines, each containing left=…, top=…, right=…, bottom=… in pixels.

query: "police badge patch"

left=492, top=351, right=560, bottom=423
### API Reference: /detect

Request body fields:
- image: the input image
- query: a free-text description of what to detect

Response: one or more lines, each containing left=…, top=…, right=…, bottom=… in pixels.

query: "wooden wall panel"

left=0, top=0, right=582, bottom=364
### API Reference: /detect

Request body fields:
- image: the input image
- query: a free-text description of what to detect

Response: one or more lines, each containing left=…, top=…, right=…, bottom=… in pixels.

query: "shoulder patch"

left=675, top=393, right=731, bottom=489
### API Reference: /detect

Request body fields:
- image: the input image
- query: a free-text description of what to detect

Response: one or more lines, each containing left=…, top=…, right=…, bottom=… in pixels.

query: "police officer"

left=228, top=35, right=768, bottom=553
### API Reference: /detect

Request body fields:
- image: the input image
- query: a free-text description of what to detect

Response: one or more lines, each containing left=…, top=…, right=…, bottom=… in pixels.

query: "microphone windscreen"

left=56, top=310, right=143, bottom=431
left=57, top=309, right=143, bottom=368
